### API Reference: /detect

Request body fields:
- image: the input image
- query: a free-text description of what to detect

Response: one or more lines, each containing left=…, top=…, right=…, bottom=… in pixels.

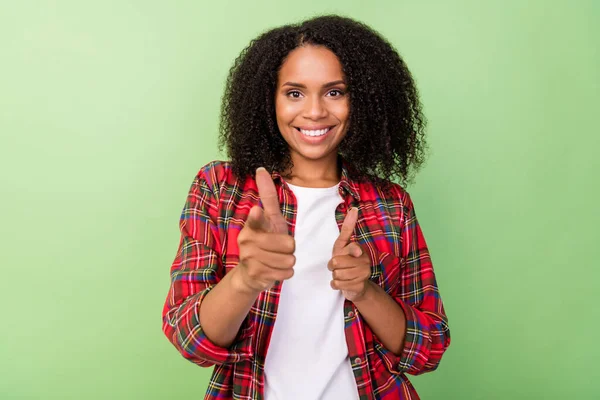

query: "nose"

left=304, top=95, right=328, bottom=119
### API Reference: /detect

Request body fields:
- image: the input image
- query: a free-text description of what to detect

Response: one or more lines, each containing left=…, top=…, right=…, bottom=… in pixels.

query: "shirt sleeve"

left=372, top=191, right=451, bottom=376
left=161, top=168, right=254, bottom=367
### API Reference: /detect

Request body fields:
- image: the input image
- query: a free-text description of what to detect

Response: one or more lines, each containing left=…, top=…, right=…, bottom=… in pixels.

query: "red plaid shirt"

left=162, top=159, right=450, bottom=399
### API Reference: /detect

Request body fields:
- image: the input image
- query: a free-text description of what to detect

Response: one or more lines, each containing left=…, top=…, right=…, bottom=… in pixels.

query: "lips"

left=293, top=125, right=336, bottom=145
left=295, top=126, right=334, bottom=137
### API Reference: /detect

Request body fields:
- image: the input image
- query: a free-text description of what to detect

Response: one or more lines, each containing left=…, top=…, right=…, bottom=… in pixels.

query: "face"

left=275, top=45, right=350, bottom=166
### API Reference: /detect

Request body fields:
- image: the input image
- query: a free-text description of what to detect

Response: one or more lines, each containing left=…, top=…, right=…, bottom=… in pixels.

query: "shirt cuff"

left=372, top=298, right=432, bottom=376
left=173, top=286, right=255, bottom=365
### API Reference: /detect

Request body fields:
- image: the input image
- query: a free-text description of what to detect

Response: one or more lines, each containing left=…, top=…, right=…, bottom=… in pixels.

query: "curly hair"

left=218, top=14, right=428, bottom=189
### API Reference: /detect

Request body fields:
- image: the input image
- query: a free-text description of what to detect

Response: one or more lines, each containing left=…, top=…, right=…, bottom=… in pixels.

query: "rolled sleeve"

left=161, top=167, right=254, bottom=367
left=164, top=284, right=254, bottom=366
left=372, top=192, right=450, bottom=376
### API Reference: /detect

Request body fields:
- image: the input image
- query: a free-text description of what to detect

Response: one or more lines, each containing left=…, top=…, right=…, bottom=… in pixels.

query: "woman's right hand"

left=233, top=167, right=296, bottom=294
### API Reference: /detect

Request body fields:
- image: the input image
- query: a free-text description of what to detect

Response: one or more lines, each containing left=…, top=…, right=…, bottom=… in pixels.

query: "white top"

left=263, top=182, right=359, bottom=400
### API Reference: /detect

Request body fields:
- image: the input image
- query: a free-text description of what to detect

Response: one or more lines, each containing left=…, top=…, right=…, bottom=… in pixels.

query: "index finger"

left=333, top=207, right=358, bottom=254
left=255, top=167, right=287, bottom=233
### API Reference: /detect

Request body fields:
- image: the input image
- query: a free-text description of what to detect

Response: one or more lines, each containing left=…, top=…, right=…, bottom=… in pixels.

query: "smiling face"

left=275, top=45, right=350, bottom=171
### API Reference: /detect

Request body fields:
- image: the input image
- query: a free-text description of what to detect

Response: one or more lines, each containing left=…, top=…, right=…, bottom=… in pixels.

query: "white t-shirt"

left=263, top=182, right=359, bottom=400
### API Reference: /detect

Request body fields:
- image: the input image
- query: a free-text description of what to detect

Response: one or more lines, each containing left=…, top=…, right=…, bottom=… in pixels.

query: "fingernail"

left=257, top=167, right=266, bottom=172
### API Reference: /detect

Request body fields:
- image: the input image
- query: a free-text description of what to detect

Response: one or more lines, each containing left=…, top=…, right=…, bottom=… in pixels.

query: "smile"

left=296, top=127, right=333, bottom=137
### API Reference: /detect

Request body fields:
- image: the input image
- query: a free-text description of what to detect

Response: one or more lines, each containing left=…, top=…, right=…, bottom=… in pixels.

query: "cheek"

left=275, top=98, right=299, bottom=125
left=332, top=100, right=350, bottom=123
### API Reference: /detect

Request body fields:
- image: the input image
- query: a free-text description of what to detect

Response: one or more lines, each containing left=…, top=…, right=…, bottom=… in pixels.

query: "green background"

left=1, top=1, right=598, bottom=399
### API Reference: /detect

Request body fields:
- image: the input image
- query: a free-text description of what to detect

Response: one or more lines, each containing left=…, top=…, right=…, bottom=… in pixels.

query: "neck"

left=282, top=152, right=341, bottom=188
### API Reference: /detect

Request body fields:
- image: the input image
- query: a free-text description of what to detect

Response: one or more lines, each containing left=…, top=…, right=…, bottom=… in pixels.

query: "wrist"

left=230, top=266, right=262, bottom=297
left=352, top=280, right=378, bottom=305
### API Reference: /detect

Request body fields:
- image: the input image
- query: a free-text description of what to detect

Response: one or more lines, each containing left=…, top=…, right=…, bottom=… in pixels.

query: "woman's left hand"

left=328, top=207, right=374, bottom=302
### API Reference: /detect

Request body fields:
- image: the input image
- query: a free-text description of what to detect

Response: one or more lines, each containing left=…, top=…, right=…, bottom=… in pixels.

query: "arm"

left=357, top=193, right=451, bottom=375
left=352, top=280, right=407, bottom=355
left=198, top=269, right=260, bottom=348
left=200, top=165, right=297, bottom=348
left=161, top=169, right=255, bottom=367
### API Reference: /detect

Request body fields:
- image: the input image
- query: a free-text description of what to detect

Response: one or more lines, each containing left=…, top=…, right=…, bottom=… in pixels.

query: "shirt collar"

left=268, top=155, right=361, bottom=202
left=338, top=156, right=361, bottom=202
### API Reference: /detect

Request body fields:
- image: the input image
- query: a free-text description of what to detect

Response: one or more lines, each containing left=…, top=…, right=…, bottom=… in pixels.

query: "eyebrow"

left=282, top=80, right=346, bottom=89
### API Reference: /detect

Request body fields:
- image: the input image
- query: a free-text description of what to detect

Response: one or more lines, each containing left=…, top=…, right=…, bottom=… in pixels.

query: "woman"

left=162, top=15, right=450, bottom=400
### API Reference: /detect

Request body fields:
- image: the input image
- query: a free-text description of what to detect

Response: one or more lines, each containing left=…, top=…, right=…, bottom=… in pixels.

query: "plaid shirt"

left=162, top=159, right=450, bottom=400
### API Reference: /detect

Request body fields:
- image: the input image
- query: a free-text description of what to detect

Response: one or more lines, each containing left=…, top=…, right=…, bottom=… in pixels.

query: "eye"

left=327, top=89, right=345, bottom=97
left=286, top=90, right=303, bottom=99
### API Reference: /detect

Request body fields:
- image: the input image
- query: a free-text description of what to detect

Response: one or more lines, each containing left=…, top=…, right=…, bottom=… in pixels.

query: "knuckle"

left=238, top=246, right=248, bottom=261
left=251, top=232, right=264, bottom=247
left=283, top=234, right=293, bottom=248
left=283, top=236, right=295, bottom=253
left=246, top=268, right=258, bottom=280
left=273, top=270, right=287, bottom=281
left=285, top=255, right=296, bottom=268
left=239, top=246, right=254, bottom=262
left=237, top=230, right=246, bottom=244
left=254, top=261, right=266, bottom=272
left=284, top=269, right=294, bottom=279
left=238, top=229, right=253, bottom=246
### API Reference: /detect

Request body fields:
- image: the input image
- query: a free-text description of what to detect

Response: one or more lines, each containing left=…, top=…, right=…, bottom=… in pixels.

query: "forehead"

left=278, top=45, right=345, bottom=84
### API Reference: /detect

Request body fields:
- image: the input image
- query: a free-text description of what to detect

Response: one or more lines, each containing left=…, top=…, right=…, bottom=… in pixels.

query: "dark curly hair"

left=218, top=14, right=428, bottom=189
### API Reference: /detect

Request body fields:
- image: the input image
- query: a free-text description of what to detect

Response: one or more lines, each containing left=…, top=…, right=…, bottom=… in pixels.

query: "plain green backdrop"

left=1, top=0, right=598, bottom=399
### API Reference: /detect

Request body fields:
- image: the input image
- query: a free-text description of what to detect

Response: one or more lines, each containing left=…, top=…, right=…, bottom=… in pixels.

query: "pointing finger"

left=255, top=167, right=288, bottom=234
left=333, top=207, right=358, bottom=255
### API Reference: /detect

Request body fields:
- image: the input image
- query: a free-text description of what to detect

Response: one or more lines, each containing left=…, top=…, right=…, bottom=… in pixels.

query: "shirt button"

left=347, top=311, right=354, bottom=318
left=354, top=357, right=361, bottom=364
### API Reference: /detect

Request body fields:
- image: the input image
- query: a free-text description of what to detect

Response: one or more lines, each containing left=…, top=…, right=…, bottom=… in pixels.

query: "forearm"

left=353, top=280, right=407, bottom=355
left=199, top=267, right=260, bottom=348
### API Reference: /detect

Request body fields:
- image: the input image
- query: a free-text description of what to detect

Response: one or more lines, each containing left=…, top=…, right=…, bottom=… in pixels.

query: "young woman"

left=162, top=15, right=450, bottom=400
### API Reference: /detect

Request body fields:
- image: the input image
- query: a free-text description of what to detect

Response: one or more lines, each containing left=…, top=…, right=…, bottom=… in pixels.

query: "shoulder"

left=357, top=178, right=414, bottom=214
left=192, top=160, right=244, bottom=195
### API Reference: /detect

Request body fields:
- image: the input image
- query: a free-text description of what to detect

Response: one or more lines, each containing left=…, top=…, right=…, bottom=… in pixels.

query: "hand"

left=327, top=207, right=373, bottom=302
left=233, top=167, right=296, bottom=294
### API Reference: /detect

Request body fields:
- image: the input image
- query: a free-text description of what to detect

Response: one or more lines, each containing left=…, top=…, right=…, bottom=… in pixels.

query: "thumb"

left=347, top=242, right=363, bottom=258
left=334, top=242, right=363, bottom=258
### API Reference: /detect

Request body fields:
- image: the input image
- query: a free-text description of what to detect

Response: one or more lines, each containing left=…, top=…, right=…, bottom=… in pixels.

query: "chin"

left=293, top=147, right=336, bottom=161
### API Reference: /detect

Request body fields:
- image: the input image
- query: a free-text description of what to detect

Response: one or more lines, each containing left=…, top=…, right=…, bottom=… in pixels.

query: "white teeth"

left=299, top=128, right=329, bottom=137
